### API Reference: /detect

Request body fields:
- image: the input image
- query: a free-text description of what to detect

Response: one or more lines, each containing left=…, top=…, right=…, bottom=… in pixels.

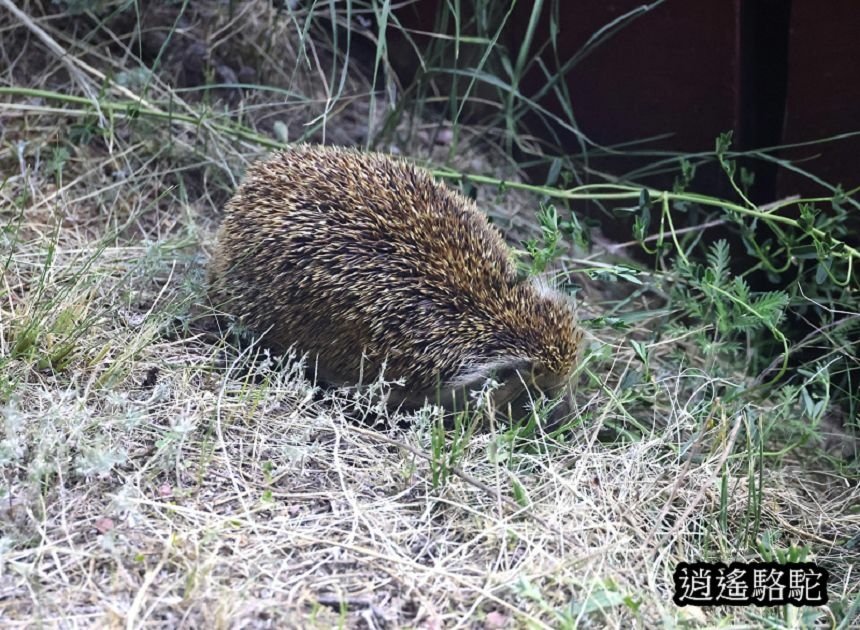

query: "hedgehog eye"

left=513, top=267, right=530, bottom=286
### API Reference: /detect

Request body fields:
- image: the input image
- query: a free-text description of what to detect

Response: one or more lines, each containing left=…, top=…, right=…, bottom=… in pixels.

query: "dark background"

left=390, top=0, right=859, bottom=212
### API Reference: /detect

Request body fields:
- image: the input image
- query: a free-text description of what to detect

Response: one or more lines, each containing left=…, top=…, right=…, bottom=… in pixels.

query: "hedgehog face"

left=440, top=347, right=577, bottom=420
left=491, top=362, right=571, bottom=414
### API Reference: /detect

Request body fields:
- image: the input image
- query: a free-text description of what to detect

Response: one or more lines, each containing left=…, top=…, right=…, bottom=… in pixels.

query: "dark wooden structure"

left=392, top=0, right=859, bottom=207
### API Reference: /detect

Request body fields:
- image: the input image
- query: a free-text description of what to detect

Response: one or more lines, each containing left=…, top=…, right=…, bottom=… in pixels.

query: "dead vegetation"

left=1, top=1, right=858, bottom=628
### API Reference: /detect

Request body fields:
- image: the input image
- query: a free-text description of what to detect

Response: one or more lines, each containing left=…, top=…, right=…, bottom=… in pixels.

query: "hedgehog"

left=208, top=144, right=583, bottom=417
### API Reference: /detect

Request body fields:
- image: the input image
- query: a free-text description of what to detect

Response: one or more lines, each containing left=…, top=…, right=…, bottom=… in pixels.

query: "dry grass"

left=1, top=2, right=858, bottom=628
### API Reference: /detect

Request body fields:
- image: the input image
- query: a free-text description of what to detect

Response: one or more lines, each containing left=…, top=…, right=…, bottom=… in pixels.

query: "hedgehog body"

left=209, top=145, right=582, bottom=414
